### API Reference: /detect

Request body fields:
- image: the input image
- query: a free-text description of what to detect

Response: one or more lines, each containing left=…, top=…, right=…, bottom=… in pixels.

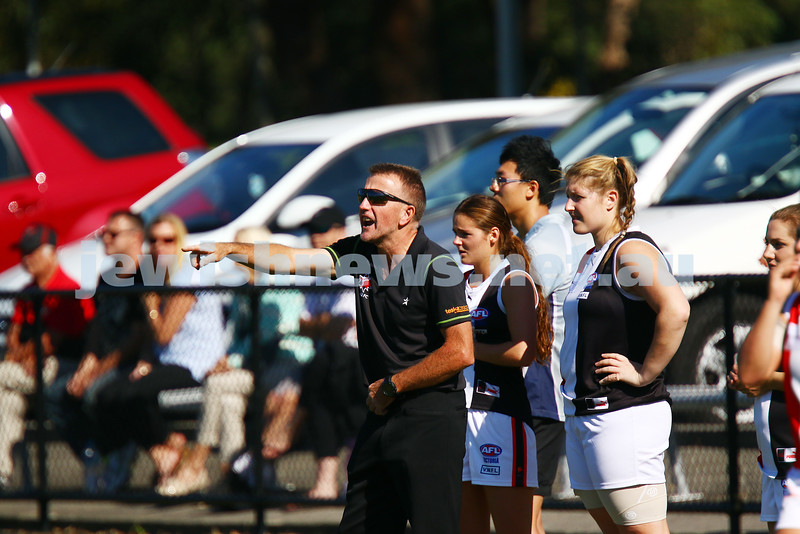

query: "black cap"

left=15, top=224, right=57, bottom=255
left=305, top=206, right=345, bottom=234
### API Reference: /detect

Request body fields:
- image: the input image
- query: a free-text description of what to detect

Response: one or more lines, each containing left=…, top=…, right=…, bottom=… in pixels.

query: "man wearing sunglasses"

left=490, top=135, right=574, bottom=534
left=54, top=210, right=153, bottom=493
left=186, top=163, right=473, bottom=534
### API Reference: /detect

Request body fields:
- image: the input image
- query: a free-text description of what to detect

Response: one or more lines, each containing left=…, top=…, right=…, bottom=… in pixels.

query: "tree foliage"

left=0, top=0, right=798, bottom=145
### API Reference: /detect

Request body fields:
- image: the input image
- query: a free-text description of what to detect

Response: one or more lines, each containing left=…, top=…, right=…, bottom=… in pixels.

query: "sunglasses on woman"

left=357, top=188, right=413, bottom=206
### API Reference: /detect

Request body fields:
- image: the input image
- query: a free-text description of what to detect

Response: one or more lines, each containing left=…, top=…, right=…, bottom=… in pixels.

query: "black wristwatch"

left=380, top=375, right=398, bottom=398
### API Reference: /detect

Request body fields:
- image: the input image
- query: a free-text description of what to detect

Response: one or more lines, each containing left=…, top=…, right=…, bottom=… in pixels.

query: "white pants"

left=196, top=369, right=254, bottom=464
left=778, top=467, right=800, bottom=531
left=762, top=472, right=787, bottom=523
left=0, top=358, right=57, bottom=477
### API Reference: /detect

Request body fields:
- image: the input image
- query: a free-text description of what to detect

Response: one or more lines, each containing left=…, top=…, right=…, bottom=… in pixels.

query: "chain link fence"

left=0, top=276, right=774, bottom=532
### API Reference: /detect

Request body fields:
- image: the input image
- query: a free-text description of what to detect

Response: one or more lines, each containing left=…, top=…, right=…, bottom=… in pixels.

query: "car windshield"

left=658, top=93, right=800, bottom=205
left=551, top=86, right=708, bottom=167
left=141, top=144, right=317, bottom=232
left=421, top=125, right=560, bottom=213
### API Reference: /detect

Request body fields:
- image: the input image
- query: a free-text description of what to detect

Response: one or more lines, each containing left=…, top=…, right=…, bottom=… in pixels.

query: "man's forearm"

left=218, top=242, right=335, bottom=276
left=392, top=324, right=474, bottom=394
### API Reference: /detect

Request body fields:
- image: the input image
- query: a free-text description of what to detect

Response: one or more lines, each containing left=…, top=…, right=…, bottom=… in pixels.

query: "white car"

left=0, top=97, right=590, bottom=291
left=551, top=40, right=800, bottom=178
left=633, top=69, right=800, bottom=388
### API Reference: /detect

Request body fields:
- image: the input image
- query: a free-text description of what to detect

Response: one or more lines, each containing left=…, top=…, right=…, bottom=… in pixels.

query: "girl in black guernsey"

left=561, top=156, right=690, bottom=534
left=453, top=195, right=552, bottom=534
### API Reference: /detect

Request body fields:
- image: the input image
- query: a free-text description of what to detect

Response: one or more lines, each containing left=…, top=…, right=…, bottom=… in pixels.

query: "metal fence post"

left=249, top=284, right=266, bottom=534
left=32, top=292, right=49, bottom=530
left=723, top=278, right=741, bottom=534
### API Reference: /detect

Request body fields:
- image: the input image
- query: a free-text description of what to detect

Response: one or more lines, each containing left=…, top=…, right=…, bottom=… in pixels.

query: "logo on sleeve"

left=445, top=305, right=469, bottom=315
left=359, top=275, right=371, bottom=300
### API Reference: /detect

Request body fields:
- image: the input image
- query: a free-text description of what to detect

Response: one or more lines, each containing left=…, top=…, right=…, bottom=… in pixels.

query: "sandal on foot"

left=156, top=468, right=210, bottom=497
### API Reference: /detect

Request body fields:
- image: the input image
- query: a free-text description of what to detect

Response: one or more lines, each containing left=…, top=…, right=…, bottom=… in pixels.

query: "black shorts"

left=531, top=416, right=565, bottom=497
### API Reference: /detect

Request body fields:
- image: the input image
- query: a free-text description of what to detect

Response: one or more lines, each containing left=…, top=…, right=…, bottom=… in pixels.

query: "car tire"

left=666, top=292, right=764, bottom=388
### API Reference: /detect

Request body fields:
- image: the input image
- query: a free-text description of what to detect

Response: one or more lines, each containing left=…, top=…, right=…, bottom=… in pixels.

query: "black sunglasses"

left=357, top=188, right=413, bottom=206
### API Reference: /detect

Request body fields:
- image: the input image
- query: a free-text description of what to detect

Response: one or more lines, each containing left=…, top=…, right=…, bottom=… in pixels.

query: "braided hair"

left=564, top=155, right=638, bottom=232
left=454, top=195, right=553, bottom=363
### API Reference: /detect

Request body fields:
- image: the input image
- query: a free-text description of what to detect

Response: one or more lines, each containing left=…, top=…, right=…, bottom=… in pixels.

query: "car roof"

left=627, top=40, right=800, bottom=88
left=236, top=97, right=589, bottom=144
left=0, top=68, right=124, bottom=85
left=134, top=96, right=590, bottom=215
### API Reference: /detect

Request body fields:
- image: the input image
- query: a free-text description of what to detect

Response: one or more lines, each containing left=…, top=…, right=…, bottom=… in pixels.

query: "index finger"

left=182, top=244, right=210, bottom=253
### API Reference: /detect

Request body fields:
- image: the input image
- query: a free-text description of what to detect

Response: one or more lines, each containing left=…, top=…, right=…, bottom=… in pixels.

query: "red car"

left=0, top=70, right=205, bottom=272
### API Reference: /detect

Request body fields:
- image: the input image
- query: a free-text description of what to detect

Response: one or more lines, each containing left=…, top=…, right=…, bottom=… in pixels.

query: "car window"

left=35, top=91, right=170, bottom=159
left=275, top=128, right=430, bottom=226
left=448, top=118, right=509, bottom=146
left=658, top=93, right=800, bottom=205
left=141, top=144, right=317, bottom=232
left=0, top=116, right=29, bottom=181
left=551, top=86, right=708, bottom=167
left=421, top=125, right=560, bottom=213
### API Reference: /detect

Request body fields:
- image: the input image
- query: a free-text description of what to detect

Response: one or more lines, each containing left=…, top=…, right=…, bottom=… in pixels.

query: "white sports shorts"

left=462, top=409, right=538, bottom=488
left=565, top=401, right=671, bottom=490
left=777, top=467, right=800, bottom=531
left=762, top=473, right=788, bottom=523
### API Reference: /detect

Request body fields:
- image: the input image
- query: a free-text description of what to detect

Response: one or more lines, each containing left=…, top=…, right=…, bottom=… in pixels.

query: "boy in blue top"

left=490, top=135, right=575, bottom=533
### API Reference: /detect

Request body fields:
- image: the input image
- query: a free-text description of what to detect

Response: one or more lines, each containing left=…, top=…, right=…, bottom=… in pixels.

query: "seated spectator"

left=0, top=224, right=94, bottom=490
left=160, top=226, right=313, bottom=496
left=94, top=213, right=225, bottom=490
left=297, top=206, right=366, bottom=500
left=51, top=211, right=152, bottom=493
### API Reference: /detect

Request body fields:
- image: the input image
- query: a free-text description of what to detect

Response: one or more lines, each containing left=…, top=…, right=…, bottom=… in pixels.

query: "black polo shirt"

left=326, top=227, right=471, bottom=391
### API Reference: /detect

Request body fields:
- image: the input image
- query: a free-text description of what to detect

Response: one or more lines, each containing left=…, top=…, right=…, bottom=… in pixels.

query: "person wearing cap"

left=0, top=224, right=95, bottom=490
left=296, top=205, right=366, bottom=500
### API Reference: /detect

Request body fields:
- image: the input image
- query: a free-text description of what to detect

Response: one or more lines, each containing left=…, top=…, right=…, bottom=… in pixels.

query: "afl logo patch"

left=471, top=308, right=489, bottom=320
left=584, top=272, right=598, bottom=290
left=480, top=444, right=502, bottom=457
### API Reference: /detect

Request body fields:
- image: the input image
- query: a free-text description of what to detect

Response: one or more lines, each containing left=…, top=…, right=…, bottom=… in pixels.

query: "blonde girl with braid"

left=453, top=194, right=552, bottom=534
left=560, top=156, right=690, bottom=534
